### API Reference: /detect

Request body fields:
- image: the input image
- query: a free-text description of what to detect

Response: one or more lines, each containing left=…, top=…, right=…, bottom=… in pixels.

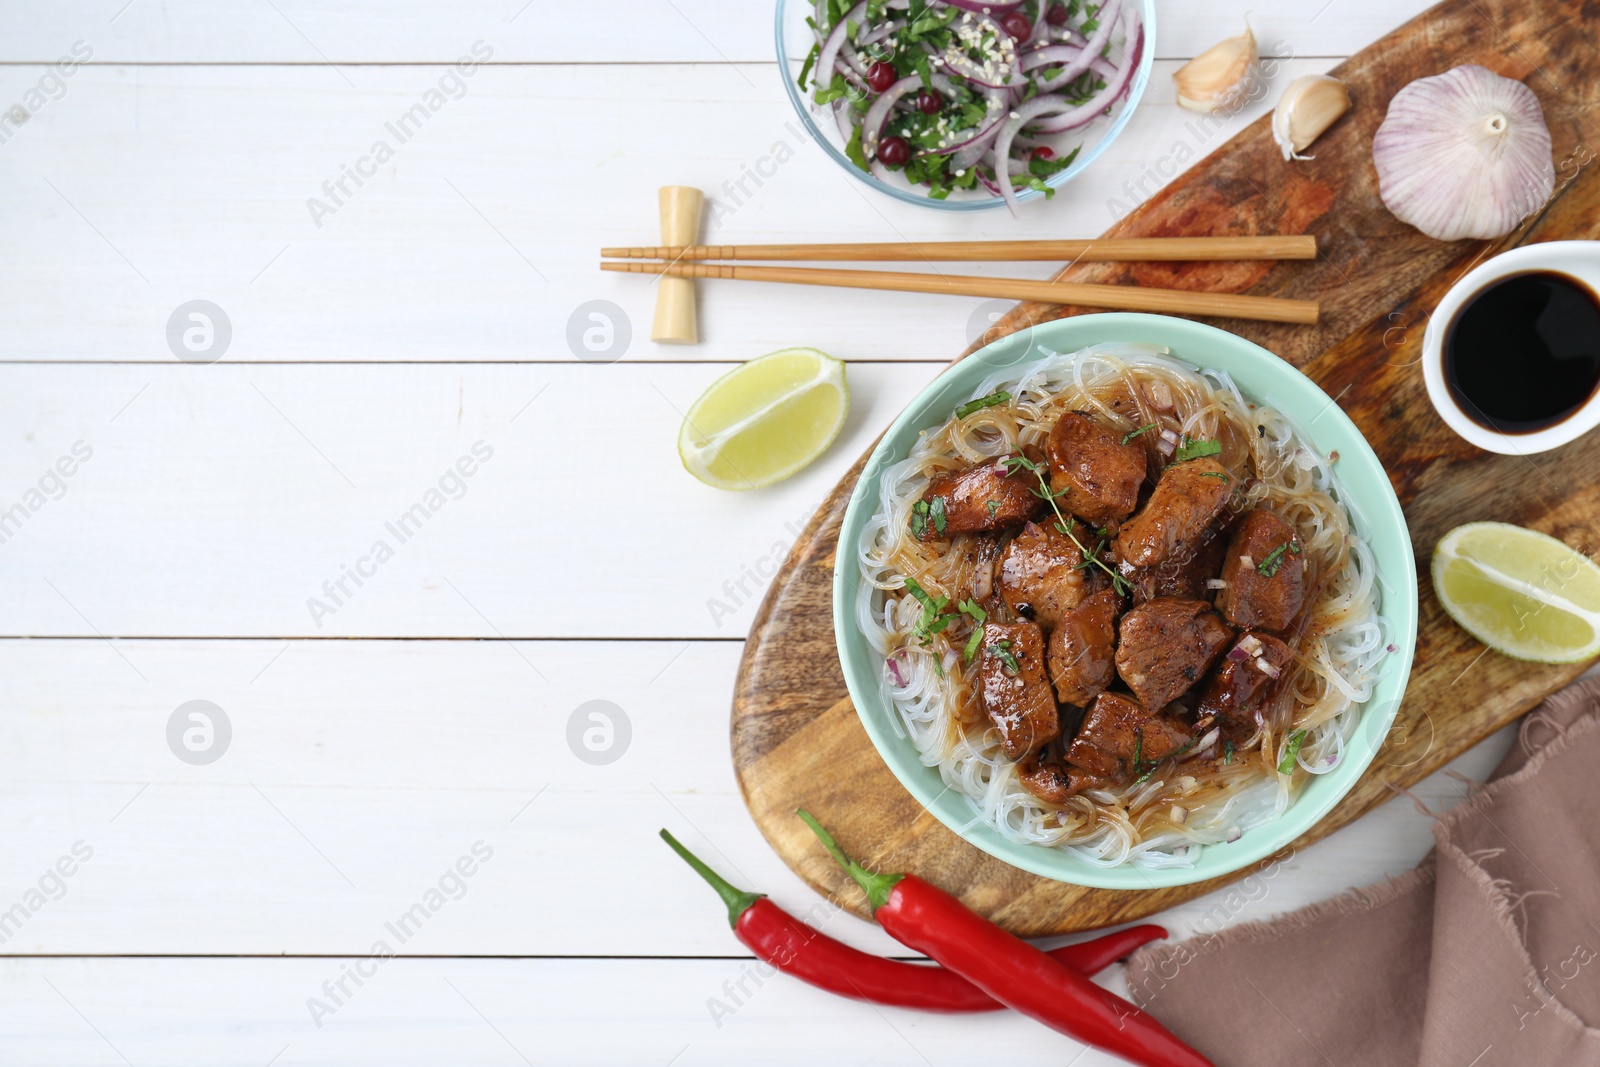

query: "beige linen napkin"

left=1125, top=675, right=1600, bottom=1067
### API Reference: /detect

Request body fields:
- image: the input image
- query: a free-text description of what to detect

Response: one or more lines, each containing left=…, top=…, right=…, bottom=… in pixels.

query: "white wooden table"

left=0, top=2, right=1517, bottom=1062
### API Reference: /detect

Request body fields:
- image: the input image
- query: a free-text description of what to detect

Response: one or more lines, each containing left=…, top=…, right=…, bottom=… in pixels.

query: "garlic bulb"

left=1273, top=74, right=1350, bottom=160
left=1373, top=65, right=1555, bottom=241
left=1173, top=26, right=1258, bottom=113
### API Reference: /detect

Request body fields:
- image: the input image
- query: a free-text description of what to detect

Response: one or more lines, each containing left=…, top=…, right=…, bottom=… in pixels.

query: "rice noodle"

left=858, top=343, right=1391, bottom=869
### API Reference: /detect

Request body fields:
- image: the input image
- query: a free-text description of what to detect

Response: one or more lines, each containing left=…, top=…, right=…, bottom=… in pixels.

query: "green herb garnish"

left=1224, top=739, right=1235, bottom=765
left=929, top=494, right=948, bottom=535
left=956, top=391, right=1011, bottom=419
left=988, top=639, right=1019, bottom=673
left=910, top=499, right=930, bottom=539
left=1121, top=422, right=1157, bottom=445
left=1004, top=454, right=1131, bottom=596
left=1257, top=540, right=1300, bottom=578
left=903, top=577, right=950, bottom=645
left=1199, top=471, right=1230, bottom=483
left=1277, top=729, right=1307, bottom=774
left=1171, top=435, right=1222, bottom=463
left=958, top=598, right=988, bottom=664
left=986, top=499, right=1001, bottom=517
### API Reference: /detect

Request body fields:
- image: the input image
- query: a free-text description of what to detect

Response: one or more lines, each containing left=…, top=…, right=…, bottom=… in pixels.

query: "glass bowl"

left=775, top=0, right=1157, bottom=211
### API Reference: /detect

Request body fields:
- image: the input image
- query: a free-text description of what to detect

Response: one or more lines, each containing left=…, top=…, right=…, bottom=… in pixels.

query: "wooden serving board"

left=732, top=0, right=1600, bottom=934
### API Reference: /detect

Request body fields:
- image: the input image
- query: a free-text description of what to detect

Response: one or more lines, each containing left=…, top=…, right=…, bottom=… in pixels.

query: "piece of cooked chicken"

left=1046, top=587, right=1120, bottom=706
left=977, top=620, right=1060, bottom=760
left=1216, top=509, right=1305, bottom=632
left=1113, top=457, right=1233, bottom=570
left=1065, top=691, right=1193, bottom=785
left=999, top=520, right=1092, bottom=628
left=915, top=455, right=1042, bottom=540
left=1114, top=597, right=1233, bottom=710
left=1045, top=411, right=1147, bottom=525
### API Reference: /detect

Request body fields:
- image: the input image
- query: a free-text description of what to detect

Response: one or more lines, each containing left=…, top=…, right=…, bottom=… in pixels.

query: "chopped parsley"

left=988, top=639, right=1019, bottom=673
left=956, top=391, right=1011, bottom=419
left=1277, top=729, right=1307, bottom=774
left=958, top=598, right=987, bottom=664
left=986, top=499, right=1002, bottom=517
left=1171, top=435, right=1222, bottom=464
left=1257, top=540, right=1301, bottom=578
left=1121, top=422, right=1158, bottom=445
left=929, top=494, right=948, bottom=535
left=910, top=499, right=930, bottom=539
left=903, top=577, right=951, bottom=645
left=1224, top=739, right=1235, bottom=765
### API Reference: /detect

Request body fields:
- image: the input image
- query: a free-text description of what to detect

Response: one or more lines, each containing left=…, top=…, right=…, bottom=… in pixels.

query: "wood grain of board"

left=732, top=0, right=1600, bottom=934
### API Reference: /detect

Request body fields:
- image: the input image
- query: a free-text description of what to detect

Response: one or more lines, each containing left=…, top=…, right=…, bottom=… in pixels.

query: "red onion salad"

left=798, top=0, right=1144, bottom=213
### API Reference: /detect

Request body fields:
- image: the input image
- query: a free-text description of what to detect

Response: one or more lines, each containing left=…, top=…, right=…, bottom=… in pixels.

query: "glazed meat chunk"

left=1017, top=749, right=1103, bottom=803
left=1115, top=597, right=1233, bottom=710
left=1113, top=457, right=1233, bottom=569
left=978, top=621, right=1059, bottom=760
left=999, top=521, right=1091, bottom=628
left=1047, top=588, right=1120, bottom=706
left=1216, top=509, right=1305, bottom=632
left=1045, top=412, right=1147, bottom=524
left=916, top=456, right=1041, bottom=540
left=1196, top=631, right=1294, bottom=738
left=1065, top=691, right=1193, bottom=783
left=1122, top=521, right=1230, bottom=606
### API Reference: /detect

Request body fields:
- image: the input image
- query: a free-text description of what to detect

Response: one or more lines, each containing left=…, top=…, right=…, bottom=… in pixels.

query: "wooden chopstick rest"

left=651, top=186, right=704, bottom=345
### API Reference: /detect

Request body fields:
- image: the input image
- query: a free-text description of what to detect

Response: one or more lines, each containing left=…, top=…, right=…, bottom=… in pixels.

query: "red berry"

left=866, top=61, right=898, bottom=93
left=878, top=136, right=912, bottom=166
left=1046, top=3, right=1069, bottom=26
left=915, top=89, right=943, bottom=114
left=1000, top=12, right=1032, bottom=40
left=1032, top=146, right=1055, bottom=160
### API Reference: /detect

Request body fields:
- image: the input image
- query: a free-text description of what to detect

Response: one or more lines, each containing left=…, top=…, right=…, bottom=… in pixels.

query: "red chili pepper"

left=660, top=829, right=1164, bottom=1013
left=797, top=812, right=1212, bottom=1067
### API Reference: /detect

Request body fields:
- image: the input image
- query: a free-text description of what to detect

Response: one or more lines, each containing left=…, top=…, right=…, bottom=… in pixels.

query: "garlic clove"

left=1373, top=64, right=1555, bottom=241
left=1173, top=25, right=1258, bottom=114
left=1273, top=74, right=1351, bottom=161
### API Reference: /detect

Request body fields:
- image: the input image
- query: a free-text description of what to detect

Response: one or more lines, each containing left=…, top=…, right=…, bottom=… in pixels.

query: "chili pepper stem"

left=796, top=809, right=903, bottom=912
left=659, top=829, right=764, bottom=929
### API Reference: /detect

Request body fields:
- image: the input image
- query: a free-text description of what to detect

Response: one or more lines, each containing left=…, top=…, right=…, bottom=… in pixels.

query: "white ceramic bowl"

left=1422, top=240, right=1600, bottom=454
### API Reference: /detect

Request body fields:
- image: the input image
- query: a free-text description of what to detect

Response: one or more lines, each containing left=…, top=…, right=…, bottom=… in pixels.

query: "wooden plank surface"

left=0, top=0, right=1560, bottom=1062
left=732, top=0, right=1600, bottom=934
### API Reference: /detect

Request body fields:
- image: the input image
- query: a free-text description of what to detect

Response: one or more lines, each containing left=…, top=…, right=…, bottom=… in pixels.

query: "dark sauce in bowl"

left=1444, top=270, right=1600, bottom=434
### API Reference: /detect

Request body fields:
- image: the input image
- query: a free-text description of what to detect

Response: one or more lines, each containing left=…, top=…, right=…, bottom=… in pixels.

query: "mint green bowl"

left=833, top=313, right=1418, bottom=890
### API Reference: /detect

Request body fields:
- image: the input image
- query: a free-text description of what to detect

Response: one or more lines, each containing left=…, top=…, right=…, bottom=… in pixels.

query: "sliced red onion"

left=886, top=652, right=908, bottom=687
left=815, top=0, right=868, bottom=96
left=941, top=0, right=1027, bottom=11
left=1226, top=826, right=1243, bottom=843
left=1238, top=633, right=1264, bottom=656
left=1226, top=645, right=1250, bottom=662
left=1170, top=804, right=1188, bottom=825
left=1207, top=578, right=1229, bottom=590
left=1035, top=0, right=1121, bottom=92
left=861, top=73, right=926, bottom=156
left=1027, top=15, right=1144, bottom=134
left=1254, top=656, right=1281, bottom=679
left=992, top=94, right=1082, bottom=213
left=1196, top=727, right=1221, bottom=753
left=1019, top=44, right=1087, bottom=73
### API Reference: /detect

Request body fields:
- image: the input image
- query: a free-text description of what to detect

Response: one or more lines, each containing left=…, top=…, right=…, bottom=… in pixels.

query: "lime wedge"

left=1432, top=522, right=1600, bottom=663
left=678, top=347, right=848, bottom=491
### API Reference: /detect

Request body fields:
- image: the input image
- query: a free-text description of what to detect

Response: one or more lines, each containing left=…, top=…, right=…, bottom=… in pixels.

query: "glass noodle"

left=854, top=344, right=1390, bottom=869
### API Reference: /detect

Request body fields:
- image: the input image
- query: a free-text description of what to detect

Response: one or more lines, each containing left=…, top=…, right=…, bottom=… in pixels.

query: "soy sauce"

left=1444, top=270, right=1600, bottom=434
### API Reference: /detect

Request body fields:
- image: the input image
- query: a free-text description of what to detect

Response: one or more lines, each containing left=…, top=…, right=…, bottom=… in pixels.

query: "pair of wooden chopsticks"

left=598, top=236, right=1320, bottom=325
